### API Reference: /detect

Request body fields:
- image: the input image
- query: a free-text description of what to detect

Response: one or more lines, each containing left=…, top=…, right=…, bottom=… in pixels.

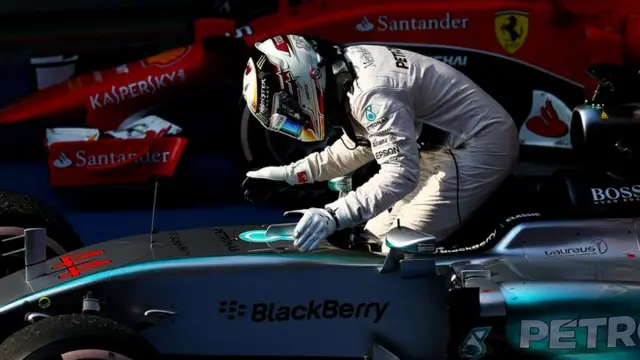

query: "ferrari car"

left=0, top=0, right=630, bottom=253
left=0, top=95, right=639, bottom=360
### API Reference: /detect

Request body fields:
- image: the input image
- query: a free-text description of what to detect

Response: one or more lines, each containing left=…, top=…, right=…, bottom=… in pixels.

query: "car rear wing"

left=2, top=228, right=47, bottom=281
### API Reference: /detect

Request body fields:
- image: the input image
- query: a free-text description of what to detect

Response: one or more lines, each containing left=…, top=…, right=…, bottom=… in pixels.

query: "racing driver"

left=241, top=35, right=519, bottom=251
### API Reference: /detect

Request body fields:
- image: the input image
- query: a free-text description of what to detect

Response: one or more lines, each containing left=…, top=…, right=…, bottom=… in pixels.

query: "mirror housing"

left=384, top=227, right=436, bottom=255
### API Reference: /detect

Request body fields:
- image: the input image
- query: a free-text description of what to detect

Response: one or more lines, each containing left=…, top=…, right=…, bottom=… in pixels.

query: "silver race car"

left=0, top=101, right=639, bottom=360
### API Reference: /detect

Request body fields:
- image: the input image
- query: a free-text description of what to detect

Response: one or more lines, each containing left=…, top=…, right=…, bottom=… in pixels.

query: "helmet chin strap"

left=309, top=38, right=369, bottom=147
left=333, top=60, right=370, bottom=148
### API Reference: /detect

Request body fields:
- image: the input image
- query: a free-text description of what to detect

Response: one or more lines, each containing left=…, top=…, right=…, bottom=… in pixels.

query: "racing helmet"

left=242, top=35, right=327, bottom=142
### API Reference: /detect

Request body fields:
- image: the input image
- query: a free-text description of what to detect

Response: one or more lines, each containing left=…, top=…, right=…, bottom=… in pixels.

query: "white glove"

left=292, top=208, right=337, bottom=251
left=246, top=166, right=287, bottom=181
left=246, top=160, right=314, bottom=186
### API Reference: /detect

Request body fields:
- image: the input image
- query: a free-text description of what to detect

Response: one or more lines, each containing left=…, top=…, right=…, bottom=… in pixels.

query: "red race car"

left=0, top=0, right=636, bottom=188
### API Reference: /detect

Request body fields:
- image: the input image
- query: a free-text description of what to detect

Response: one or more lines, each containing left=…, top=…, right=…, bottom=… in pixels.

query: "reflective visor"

left=269, top=92, right=305, bottom=135
left=266, top=92, right=318, bottom=141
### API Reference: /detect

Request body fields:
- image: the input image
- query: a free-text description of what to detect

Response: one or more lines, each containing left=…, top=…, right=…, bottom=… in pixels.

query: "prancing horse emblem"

left=494, top=11, right=529, bottom=54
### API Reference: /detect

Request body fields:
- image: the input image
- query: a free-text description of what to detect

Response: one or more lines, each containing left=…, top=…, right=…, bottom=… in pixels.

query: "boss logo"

left=590, top=185, right=640, bottom=204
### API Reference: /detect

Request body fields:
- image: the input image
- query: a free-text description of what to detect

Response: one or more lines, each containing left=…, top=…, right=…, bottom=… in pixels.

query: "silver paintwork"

left=0, top=177, right=639, bottom=358
left=0, top=226, right=448, bottom=359
left=385, top=226, right=436, bottom=251
left=24, top=228, right=47, bottom=281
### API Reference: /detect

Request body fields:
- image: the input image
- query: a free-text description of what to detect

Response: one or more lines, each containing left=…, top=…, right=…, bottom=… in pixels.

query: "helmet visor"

left=265, top=91, right=323, bottom=142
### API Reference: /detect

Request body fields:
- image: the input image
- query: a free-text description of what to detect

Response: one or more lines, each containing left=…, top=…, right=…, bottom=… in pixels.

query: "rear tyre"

left=0, top=191, right=82, bottom=275
left=0, top=314, right=158, bottom=360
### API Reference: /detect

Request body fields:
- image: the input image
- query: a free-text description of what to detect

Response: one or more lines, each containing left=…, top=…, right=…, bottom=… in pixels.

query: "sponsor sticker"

left=356, top=13, right=469, bottom=32
left=590, top=185, right=640, bottom=204
left=88, top=69, right=186, bottom=110
left=48, top=138, right=186, bottom=187
left=520, top=316, right=640, bottom=349
left=297, top=171, right=309, bottom=183
left=52, top=150, right=172, bottom=169
left=459, top=327, right=491, bottom=359
left=519, top=90, right=571, bottom=149
left=168, top=231, right=191, bottom=255
left=364, top=104, right=377, bottom=121
left=219, top=299, right=390, bottom=323
left=212, top=228, right=239, bottom=252
left=525, top=99, right=568, bottom=138
left=371, top=138, right=388, bottom=147
left=431, top=55, right=468, bottom=67
left=351, top=46, right=376, bottom=68
left=374, top=146, right=400, bottom=161
left=544, top=239, right=608, bottom=257
left=366, top=115, right=390, bottom=130
left=505, top=213, right=540, bottom=223
left=387, top=47, right=408, bottom=69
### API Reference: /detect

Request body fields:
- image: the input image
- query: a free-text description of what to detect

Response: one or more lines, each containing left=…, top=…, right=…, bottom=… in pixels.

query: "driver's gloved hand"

left=246, top=161, right=313, bottom=185
left=246, top=166, right=291, bottom=183
left=242, top=162, right=314, bottom=203
left=291, top=207, right=337, bottom=251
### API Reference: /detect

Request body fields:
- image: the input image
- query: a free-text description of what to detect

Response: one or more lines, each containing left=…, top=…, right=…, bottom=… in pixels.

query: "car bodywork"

left=1, top=207, right=640, bottom=359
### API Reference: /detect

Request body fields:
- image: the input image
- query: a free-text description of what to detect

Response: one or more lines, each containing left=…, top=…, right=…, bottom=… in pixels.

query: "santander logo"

left=525, top=99, right=568, bottom=138
left=519, top=90, right=572, bottom=149
left=53, top=153, right=73, bottom=168
left=51, top=150, right=171, bottom=169
left=356, top=17, right=375, bottom=32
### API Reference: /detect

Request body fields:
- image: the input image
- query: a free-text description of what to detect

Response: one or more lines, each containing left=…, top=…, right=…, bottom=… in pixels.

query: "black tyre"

left=0, top=314, right=158, bottom=360
left=0, top=191, right=82, bottom=275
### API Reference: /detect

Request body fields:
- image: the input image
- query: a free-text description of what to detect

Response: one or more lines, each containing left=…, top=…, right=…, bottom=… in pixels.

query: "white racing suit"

left=291, top=45, right=519, bottom=242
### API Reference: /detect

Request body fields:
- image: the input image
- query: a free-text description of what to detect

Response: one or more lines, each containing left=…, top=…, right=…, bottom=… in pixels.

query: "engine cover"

left=571, top=104, right=640, bottom=168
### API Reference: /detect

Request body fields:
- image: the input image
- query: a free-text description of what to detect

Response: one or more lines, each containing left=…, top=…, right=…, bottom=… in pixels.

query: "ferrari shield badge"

left=494, top=11, right=529, bottom=54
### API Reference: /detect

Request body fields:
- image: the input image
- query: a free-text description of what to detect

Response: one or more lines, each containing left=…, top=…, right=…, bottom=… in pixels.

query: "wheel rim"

left=60, top=349, right=135, bottom=360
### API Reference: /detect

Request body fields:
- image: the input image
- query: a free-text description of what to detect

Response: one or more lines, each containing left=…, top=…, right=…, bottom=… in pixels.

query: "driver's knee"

left=364, top=210, right=394, bottom=241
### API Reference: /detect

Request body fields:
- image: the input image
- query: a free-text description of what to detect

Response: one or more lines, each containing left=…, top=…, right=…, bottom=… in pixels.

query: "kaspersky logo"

left=459, top=326, right=491, bottom=359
